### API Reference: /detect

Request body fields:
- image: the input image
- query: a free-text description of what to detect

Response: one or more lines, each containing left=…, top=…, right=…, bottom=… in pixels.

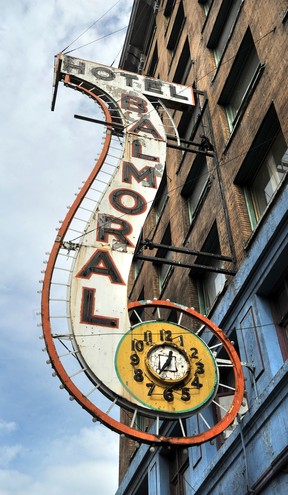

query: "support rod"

left=166, top=142, right=214, bottom=157
left=135, top=254, right=236, bottom=275
left=74, top=114, right=124, bottom=130
left=140, top=240, right=233, bottom=262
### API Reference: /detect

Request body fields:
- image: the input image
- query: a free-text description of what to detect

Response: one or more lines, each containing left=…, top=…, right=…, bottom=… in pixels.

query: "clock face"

left=115, top=320, right=219, bottom=416
left=146, top=343, right=190, bottom=383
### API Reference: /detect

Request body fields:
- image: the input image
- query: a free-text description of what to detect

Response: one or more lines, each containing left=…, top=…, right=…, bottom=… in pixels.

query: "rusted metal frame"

left=166, top=133, right=212, bottom=149
left=166, top=141, right=214, bottom=156
left=135, top=254, right=236, bottom=275
left=51, top=54, right=62, bottom=111
left=139, top=240, right=233, bottom=262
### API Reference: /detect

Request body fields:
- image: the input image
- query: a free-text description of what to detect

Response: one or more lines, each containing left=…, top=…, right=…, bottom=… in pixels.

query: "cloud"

left=0, top=426, right=119, bottom=495
left=0, top=445, right=23, bottom=468
left=0, top=420, right=17, bottom=434
left=0, top=1, right=133, bottom=494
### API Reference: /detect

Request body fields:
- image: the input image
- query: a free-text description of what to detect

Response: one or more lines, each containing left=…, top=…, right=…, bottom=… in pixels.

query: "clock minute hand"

left=159, top=350, right=173, bottom=373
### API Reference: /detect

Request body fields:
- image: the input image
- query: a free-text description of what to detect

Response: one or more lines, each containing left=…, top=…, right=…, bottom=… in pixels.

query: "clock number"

left=160, top=329, right=173, bottom=342
left=146, top=383, right=156, bottom=396
left=144, top=331, right=152, bottom=344
left=181, top=387, right=191, bottom=402
left=130, top=353, right=140, bottom=366
left=195, top=361, right=205, bottom=375
left=133, top=368, right=144, bottom=382
left=178, top=335, right=184, bottom=347
left=190, top=347, right=199, bottom=359
left=191, top=374, right=203, bottom=389
left=163, top=388, right=174, bottom=402
left=131, top=339, right=144, bottom=352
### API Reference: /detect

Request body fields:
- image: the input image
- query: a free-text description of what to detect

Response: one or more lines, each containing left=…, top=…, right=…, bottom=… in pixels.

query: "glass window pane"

left=227, top=45, right=259, bottom=125
left=250, top=132, right=287, bottom=219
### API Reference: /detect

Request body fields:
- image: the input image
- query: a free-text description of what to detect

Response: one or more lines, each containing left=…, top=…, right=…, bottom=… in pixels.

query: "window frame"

left=155, top=224, right=173, bottom=292
left=193, top=223, right=226, bottom=315
left=218, top=29, right=264, bottom=134
left=181, top=154, right=211, bottom=227
left=269, top=270, right=288, bottom=361
left=207, top=0, right=243, bottom=68
left=235, top=104, right=288, bottom=231
left=167, top=0, right=186, bottom=58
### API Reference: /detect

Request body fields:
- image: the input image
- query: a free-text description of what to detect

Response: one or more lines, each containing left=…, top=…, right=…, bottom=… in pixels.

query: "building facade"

left=116, top=0, right=288, bottom=494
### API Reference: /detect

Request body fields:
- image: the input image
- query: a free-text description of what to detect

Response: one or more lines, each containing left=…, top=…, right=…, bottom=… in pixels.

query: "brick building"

left=116, top=0, right=288, bottom=494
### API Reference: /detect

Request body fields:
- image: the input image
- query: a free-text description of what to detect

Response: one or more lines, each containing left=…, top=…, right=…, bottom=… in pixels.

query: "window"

left=154, top=173, right=168, bottom=222
left=270, top=270, right=288, bottom=361
left=164, top=0, right=176, bottom=18
left=235, top=105, right=288, bottom=229
left=198, top=0, right=213, bottom=16
left=173, top=37, right=192, bottom=84
left=177, top=89, right=200, bottom=141
left=244, top=132, right=287, bottom=227
left=156, top=224, right=173, bottom=291
left=167, top=1, right=185, bottom=56
left=218, top=29, right=263, bottom=131
left=163, top=422, right=191, bottom=495
left=169, top=448, right=190, bottom=495
left=207, top=0, right=242, bottom=65
left=147, top=42, right=158, bottom=77
left=194, top=223, right=226, bottom=314
left=182, top=155, right=210, bottom=225
left=214, top=330, right=248, bottom=446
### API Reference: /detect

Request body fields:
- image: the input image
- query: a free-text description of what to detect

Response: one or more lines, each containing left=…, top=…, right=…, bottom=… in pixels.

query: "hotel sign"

left=42, top=55, right=244, bottom=445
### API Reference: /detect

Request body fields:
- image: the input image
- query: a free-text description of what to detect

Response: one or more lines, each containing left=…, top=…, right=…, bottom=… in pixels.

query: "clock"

left=146, top=343, right=190, bottom=383
left=115, top=320, right=219, bottom=416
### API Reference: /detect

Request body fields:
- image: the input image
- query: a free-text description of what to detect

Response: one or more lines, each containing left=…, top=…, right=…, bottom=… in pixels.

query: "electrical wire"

left=63, top=26, right=128, bottom=55
left=61, top=0, right=123, bottom=53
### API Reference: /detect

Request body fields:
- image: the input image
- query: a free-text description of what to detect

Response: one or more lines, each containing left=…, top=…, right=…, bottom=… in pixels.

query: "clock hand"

left=159, top=350, right=173, bottom=373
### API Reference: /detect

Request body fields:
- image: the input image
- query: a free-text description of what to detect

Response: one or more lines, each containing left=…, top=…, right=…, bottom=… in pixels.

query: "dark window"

left=177, top=88, right=200, bottom=142
left=181, top=154, right=210, bottom=225
left=235, top=105, right=288, bottom=229
left=170, top=449, right=190, bottom=495
left=198, top=0, right=213, bottom=16
left=270, top=270, right=288, bottom=361
left=173, top=37, right=192, bottom=84
left=165, top=422, right=190, bottom=495
left=207, top=0, right=242, bottom=65
left=156, top=224, right=173, bottom=291
left=154, top=173, right=168, bottom=222
left=167, top=1, right=185, bottom=55
left=218, top=29, right=263, bottom=131
left=164, top=0, right=176, bottom=18
left=147, top=42, right=158, bottom=77
left=214, top=330, right=248, bottom=447
left=194, top=223, right=226, bottom=314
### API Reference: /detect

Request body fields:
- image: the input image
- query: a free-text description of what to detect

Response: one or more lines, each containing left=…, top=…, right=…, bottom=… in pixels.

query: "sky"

left=0, top=1, right=134, bottom=494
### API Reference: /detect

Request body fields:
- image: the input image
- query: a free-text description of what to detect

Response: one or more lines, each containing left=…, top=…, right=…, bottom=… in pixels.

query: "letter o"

left=109, top=188, right=147, bottom=215
left=91, top=66, right=115, bottom=81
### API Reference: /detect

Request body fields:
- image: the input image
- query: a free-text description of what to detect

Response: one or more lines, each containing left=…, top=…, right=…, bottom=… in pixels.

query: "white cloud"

left=0, top=426, right=119, bottom=495
left=0, top=420, right=17, bottom=434
left=0, top=0, right=133, bottom=494
left=0, top=445, right=23, bottom=468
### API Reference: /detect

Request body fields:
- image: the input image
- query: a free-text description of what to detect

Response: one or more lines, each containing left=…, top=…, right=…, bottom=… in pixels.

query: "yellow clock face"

left=115, top=321, right=219, bottom=415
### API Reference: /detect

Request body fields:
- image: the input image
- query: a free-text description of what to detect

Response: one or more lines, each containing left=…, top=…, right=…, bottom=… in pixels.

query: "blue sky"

left=0, top=1, right=133, bottom=493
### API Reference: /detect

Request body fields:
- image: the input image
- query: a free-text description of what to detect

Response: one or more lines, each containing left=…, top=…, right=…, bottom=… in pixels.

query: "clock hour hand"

left=159, top=350, right=173, bottom=373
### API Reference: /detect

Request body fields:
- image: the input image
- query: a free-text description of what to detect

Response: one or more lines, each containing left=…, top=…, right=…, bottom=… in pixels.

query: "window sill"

left=244, top=174, right=288, bottom=252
